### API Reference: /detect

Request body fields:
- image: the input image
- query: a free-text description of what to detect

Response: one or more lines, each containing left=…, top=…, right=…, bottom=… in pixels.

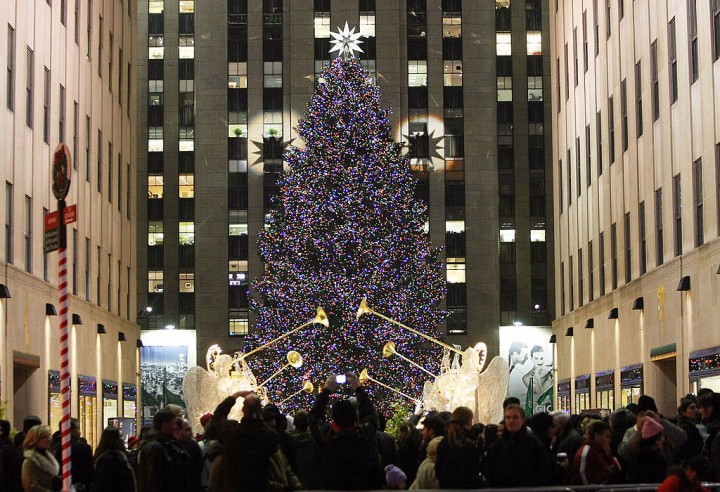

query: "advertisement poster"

left=140, top=346, right=189, bottom=426
left=499, top=325, right=554, bottom=415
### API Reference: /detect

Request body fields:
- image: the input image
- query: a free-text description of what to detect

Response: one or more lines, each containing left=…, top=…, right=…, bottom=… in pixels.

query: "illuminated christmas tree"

left=247, top=53, right=446, bottom=414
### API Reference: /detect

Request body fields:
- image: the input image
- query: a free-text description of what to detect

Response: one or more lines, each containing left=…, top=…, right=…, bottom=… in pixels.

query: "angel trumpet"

left=382, top=341, right=438, bottom=378
left=279, top=380, right=314, bottom=405
left=358, top=369, right=421, bottom=404
left=259, top=351, right=303, bottom=388
left=243, top=307, right=329, bottom=359
left=357, top=298, right=462, bottom=355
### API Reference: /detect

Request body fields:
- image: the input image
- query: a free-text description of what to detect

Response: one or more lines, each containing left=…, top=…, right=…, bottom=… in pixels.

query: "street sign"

left=44, top=228, right=60, bottom=253
left=52, top=143, right=72, bottom=200
left=44, top=204, right=77, bottom=230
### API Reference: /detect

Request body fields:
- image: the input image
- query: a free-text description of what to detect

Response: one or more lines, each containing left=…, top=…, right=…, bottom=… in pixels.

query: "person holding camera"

left=307, top=372, right=383, bottom=490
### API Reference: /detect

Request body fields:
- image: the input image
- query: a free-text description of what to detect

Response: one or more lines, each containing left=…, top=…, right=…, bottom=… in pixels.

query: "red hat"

left=200, top=412, right=213, bottom=427
left=641, top=418, right=663, bottom=439
left=127, top=436, right=139, bottom=448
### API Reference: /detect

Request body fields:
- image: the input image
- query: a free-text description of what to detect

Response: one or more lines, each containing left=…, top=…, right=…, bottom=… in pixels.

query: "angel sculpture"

left=182, top=345, right=259, bottom=434
left=421, top=342, right=509, bottom=425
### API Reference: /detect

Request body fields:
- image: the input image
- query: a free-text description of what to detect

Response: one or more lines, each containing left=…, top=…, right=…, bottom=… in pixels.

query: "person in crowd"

left=376, top=414, right=399, bottom=469
left=675, top=398, right=705, bottom=462
left=262, top=404, right=296, bottom=474
left=174, top=418, right=203, bottom=491
left=570, top=420, right=621, bottom=485
left=52, top=418, right=94, bottom=491
left=409, top=435, right=441, bottom=490
left=528, top=412, right=567, bottom=484
left=658, top=455, right=712, bottom=492
left=266, top=445, right=302, bottom=491
left=482, top=424, right=500, bottom=452
left=287, top=410, right=321, bottom=490
left=551, top=410, right=583, bottom=480
left=1, top=419, right=23, bottom=492
left=137, top=408, right=192, bottom=491
left=434, top=406, right=481, bottom=489
left=93, top=426, right=136, bottom=492
left=126, top=435, right=141, bottom=475
left=209, top=390, right=279, bottom=491
left=484, top=403, right=554, bottom=487
left=196, top=412, right=215, bottom=490
left=395, top=421, right=421, bottom=485
left=14, top=416, right=41, bottom=456
left=21, top=424, right=59, bottom=492
left=384, top=464, right=407, bottom=490
left=698, top=392, right=720, bottom=457
left=417, top=414, right=445, bottom=465
left=630, top=416, right=670, bottom=484
left=308, top=372, right=382, bottom=490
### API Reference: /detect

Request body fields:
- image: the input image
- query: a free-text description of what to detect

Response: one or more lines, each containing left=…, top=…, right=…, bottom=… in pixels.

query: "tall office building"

left=552, top=0, right=720, bottom=414
left=137, top=0, right=554, bottom=366
left=0, top=0, right=139, bottom=445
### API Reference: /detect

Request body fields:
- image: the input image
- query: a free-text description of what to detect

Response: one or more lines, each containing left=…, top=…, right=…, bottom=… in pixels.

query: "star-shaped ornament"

left=329, top=22, right=364, bottom=60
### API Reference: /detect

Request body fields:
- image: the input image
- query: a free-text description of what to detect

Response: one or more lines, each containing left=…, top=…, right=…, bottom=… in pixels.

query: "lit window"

left=264, top=111, right=282, bottom=138
left=179, top=45, right=194, bottom=59
left=179, top=222, right=195, bottom=245
left=314, top=12, right=330, bottom=38
left=148, top=139, right=163, bottom=152
left=497, top=33, right=511, bottom=56
left=527, top=31, right=542, bottom=55
left=148, top=271, right=163, bottom=292
left=443, top=15, right=461, bottom=38
left=528, top=76, right=543, bottom=101
left=229, top=260, right=248, bottom=271
left=149, top=36, right=163, bottom=47
left=148, top=80, right=164, bottom=92
left=148, top=221, right=163, bottom=245
left=148, top=175, right=163, bottom=198
left=408, top=109, right=428, bottom=135
left=179, top=1, right=194, bottom=13
left=443, top=60, right=463, bottom=86
left=148, top=1, right=163, bottom=14
left=360, top=59, right=376, bottom=83
left=264, top=61, right=282, bottom=88
left=229, top=210, right=248, bottom=236
left=360, top=14, right=375, bottom=38
left=179, top=35, right=194, bottom=47
left=180, top=273, right=194, bottom=292
left=179, top=174, right=194, bottom=198
left=228, top=62, right=247, bottom=89
left=408, top=60, right=427, bottom=87
left=497, top=77, right=512, bottom=101
left=148, top=126, right=163, bottom=139
left=531, top=229, right=546, bottom=242
left=500, top=229, right=516, bottom=242
left=446, top=220, right=465, bottom=233
left=179, top=139, right=194, bottom=151
left=149, top=47, right=164, bottom=59
left=229, top=160, right=248, bottom=173
left=229, top=111, right=248, bottom=138
left=447, top=263, right=466, bottom=283
left=229, top=314, right=249, bottom=336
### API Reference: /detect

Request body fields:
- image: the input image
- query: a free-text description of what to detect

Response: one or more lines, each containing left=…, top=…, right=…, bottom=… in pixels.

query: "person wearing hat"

left=385, top=464, right=407, bottom=489
left=658, top=455, right=712, bottom=492
left=570, top=420, right=621, bottom=485
left=307, top=372, right=382, bottom=490
left=626, top=416, right=670, bottom=483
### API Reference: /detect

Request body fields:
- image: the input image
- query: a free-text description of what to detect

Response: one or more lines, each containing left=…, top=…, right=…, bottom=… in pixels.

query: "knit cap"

left=641, top=417, right=663, bottom=439
left=384, top=464, right=407, bottom=488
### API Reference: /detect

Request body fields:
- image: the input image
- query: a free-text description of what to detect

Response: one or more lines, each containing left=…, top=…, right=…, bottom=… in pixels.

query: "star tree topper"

left=329, top=22, right=364, bottom=60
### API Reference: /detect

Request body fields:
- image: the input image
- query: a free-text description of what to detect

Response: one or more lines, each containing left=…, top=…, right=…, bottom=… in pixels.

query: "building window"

left=578, top=248, right=584, bottom=307
left=179, top=222, right=195, bottom=245
left=59, top=84, right=65, bottom=142
left=639, top=201, right=647, bottom=275
left=651, top=40, right=659, bottom=121
left=85, top=116, right=91, bottom=181
left=611, top=223, right=618, bottom=290
left=619, top=0, right=624, bottom=19
left=527, top=31, right=542, bottom=56
left=107, top=142, right=112, bottom=202
left=263, top=61, right=282, bottom=88
left=620, top=79, right=628, bottom=152
left=85, top=237, right=91, bottom=301
left=608, top=96, right=615, bottom=164
left=228, top=62, right=247, bottom=88
left=43, top=67, right=50, bottom=143
left=693, top=158, right=703, bottom=246
left=669, top=18, right=678, bottom=103
left=73, top=102, right=78, bottom=170
left=98, top=16, right=103, bottom=76
left=558, top=159, right=563, bottom=211
left=5, top=182, right=12, bottom=263
left=599, top=232, right=605, bottom=295
left=594, top=0, right=599, bottom=56
left=583, top=10, right=588, bottom=72
left=74, top=0, right=79, bottom=44
left=560, top=261, right=565, bottom=315
left=567, top=149, right=572, bottom=206
left=564, top=43, right=569, bottom=100
left=635, top=61, right=643, bottom=137
left=624, top=213, right=631, bottom=284
left=7, top=25, right=15, bottom=111
left=573, top=28, right=578, bottom=86
left=497, top=33, right=512, bottom=56
left=87, top=0, right=92, bottom=59
left=97, top=130, right=102, bottom=193
left=569, top=255, right=574, bottom=311
left=576, top=138, right=581, bottom=196
left=586, top=124, right=592, bottom=187
left=179, top=174, right=194, bottom=198
left=688, top=0, right=698, bottom=83
left=443, top=60, right=462, bottom=86
left=597, top=110, right=603, bottom=176
left=673, top=174, right=682, bottom=257
left=409, top=60, right=427, bottom=87
left=314, top=10, right=330, bottom=38
left=26, top=47, right=33, bottom=128
left=588, top=240, right=594, bottom=301
left=108, top=32, right=113, bottom=91
left=714, top=0, right=720, bottom=61
left=655, top=188, right=664, bottom=265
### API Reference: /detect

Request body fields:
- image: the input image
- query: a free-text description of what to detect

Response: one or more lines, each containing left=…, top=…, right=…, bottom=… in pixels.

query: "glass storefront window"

left=78, top=375, right=97, bottom=448
left=102, top=381, right=118, bottom=429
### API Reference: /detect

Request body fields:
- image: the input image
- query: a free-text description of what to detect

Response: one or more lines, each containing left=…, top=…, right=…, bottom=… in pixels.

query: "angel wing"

left=476, top=356, right=510, bottom=425
left=182, top=366, right=219, bottom=434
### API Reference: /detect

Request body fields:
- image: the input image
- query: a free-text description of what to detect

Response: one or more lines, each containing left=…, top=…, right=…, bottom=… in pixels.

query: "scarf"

left=24, top=449, right=60, bottom=477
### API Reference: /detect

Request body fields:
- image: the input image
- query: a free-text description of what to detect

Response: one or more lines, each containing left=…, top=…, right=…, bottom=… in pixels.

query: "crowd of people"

left=2, top=378, right=720, bottom=490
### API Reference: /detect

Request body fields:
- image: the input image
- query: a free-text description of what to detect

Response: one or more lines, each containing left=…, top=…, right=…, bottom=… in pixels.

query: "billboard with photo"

left=499, top=325, right=554, bottom=415
left=140, top=345, right=189, bottom=426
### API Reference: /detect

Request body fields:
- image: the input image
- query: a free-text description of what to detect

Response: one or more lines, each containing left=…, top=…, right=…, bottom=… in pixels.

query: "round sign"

left=51, top=143, right=72, bottom=200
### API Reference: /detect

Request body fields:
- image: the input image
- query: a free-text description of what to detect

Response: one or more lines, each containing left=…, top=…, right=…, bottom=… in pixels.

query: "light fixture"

left=45, top=303, right=58, bottom=316
left=136, top=339, right=144, bottom=348
left=677, top=276, right=691, bottom=291
left=585, top=318, right=594, bottom=329
left=118, top=332, right=127, bottom=342
left=549, top=334, right=557, bottom=343
left=632, top=297, right=644, bottom=310
left=165, top=324, right=175, bottom=330
left=608, top=307, right=619, bottom=319
left=0, top=284, right=11, bottom=298
left=97, top=324, right=107, bottom=334
left=513, top=320, right=524, bottom=326
left=565, top=327, right=574, bottom=337
left=72, top=314, right=83, bottom=325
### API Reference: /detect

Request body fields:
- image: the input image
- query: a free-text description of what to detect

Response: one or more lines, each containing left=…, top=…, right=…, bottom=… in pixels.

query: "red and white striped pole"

left=51, top=143, right=72, bottom=492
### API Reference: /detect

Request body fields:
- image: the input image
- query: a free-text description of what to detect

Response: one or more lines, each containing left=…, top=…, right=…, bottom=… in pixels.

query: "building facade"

left=552, top=0, right=720, bottom=415
left=136, top=0, right=554, bottom=369
left=0, top=0, right=139, bottom=446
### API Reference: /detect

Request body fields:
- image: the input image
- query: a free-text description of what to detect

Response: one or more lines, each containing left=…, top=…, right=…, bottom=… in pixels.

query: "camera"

left=335, top=374, right=347, bottom=384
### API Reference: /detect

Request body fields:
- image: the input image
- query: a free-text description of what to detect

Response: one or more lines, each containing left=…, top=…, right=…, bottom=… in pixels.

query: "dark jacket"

left=54, top=438, right=94, bottom=489
left=435, top=436, right=482, bottom=489
left=571, top=440, right=620, bottom=485
left=212, top=396, right=279, bottom=492
left=675, top=415, right=704, bottom=463
left=308, top=387, right=382, bottom=490
left=137, top=432, right=192, bottom=492
left=484, top=427, right=554, bottom=487
left=94, top=449, right=137, bottom=492
left=0, top=436, right=23, bottom=492
left=287, top=429, right=322, bottom=490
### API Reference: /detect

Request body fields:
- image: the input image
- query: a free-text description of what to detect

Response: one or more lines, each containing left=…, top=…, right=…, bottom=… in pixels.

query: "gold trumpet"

left=359, top=369, right=421, bottom=404
left=357, top=298, right=462, bottom=355
left=279, top=380, right=314, bottom=405
left=382, top=341, right=438, bottom=378
left=243, top=307, right=329, bottom=359
left=259, top=351, right=303, bottom=388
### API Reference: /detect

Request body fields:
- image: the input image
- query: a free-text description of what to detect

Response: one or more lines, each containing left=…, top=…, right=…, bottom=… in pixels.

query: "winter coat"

left=137, top=432, right=192, bottom=492
left=94, top=449, right=137, bottom=492
left=287, top=429, right=322, bottom=490
left=409, top=456, right=438, bottom=490
left=21, top=449, right=59, bottom=492
left=54, top=438, right=94, bottom=489
left=570, top=440, right=621, bottom=485
left=484, top=427, right=554, bottom=487
left=434, top=436, right=481, bottom=489
left=266, top=448, right=301, bottom=491
left=0, top=436, right=23, bottom=492
left=675, top=415, right=704, bottom=463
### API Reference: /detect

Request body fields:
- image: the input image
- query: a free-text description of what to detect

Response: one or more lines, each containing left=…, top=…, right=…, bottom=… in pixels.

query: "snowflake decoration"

left=329, top=22, right=364, bottom=60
